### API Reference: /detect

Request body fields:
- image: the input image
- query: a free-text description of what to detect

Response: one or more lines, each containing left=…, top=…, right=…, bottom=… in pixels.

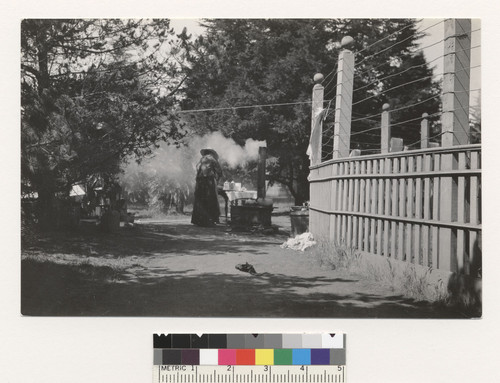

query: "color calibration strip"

left=153, top=334, right=346, bottom=366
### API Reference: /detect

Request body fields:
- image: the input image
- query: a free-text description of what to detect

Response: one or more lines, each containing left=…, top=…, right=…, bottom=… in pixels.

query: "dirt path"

left=21, top=216, right=461, bottom=318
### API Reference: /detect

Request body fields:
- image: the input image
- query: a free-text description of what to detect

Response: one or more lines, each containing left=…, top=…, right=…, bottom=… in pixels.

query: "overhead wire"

left=353, top=45, right=480, bottom=96
left=355, top=19, right=445, bottom=67
left=325, top=34, right=478, bottom=111
left=322, top=70, right=338, bottom=98
left=322, top=62, right=339, bottom=86
left=352, top=76, right=434, bottom=107
left=351, top=94, right=441, bottom=123
left=389, top=111, right=443, bottom=129
left=319, top=22, right=480, bottom=157
left=324, top=21, right=437, bottom=96
left=353, top=28, right=478, bottom=81
left=175, top=21, right=479, bottom=157
left=407, top=131, right=445, bottom=148
left=320, top=24, right=479, bottom=104
left=324, top=57, right=356, bottom=99
left=447, top=88, right=481, bottom=94
left=175, top=100, right=313, bottom=114
left=351, top=63, right=480, bottom=108
left=348, top=110, right=445, bottom=138
left=323, top=84, right=473, bottom=142
left=355, top=22, right=416, bottom=56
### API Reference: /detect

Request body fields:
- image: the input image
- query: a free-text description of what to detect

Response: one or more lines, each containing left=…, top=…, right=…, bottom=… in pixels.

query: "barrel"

left=290, top=207, right=309, bottom=236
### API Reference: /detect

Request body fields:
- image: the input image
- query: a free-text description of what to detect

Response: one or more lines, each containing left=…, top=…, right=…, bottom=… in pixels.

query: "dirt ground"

left=21, top=215, right=463, bottom=318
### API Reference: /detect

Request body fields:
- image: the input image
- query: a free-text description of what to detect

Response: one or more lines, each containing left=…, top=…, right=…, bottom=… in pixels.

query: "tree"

left=21, top=19, right=187, bottom=227
left=178, top=19, right=440, bottom=204
left=336, top=19, right=441, bottom=151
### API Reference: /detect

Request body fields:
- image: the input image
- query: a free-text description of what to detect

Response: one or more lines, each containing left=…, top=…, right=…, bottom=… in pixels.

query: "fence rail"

left=309, top=144, right=481, bottom=274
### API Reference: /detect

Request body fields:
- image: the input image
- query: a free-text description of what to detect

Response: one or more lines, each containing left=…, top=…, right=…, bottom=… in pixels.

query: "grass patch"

left=311, top=239, right=482, bottom=316
left=311, top=240, right=450, bottom=303
left=22, top=256, right=123, bottom=283
left=399, top=265, right=435, bottom=300
left=21, top=257, right=125, bottom=316
left=314, top=239, right=361, bottom=270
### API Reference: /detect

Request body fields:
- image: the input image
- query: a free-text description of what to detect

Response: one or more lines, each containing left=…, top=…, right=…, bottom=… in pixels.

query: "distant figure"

left=191, top=148, right=223, bottom=227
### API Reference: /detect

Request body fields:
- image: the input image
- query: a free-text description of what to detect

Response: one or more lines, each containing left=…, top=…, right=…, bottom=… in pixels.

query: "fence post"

left=441, top=19, right=471, bottom=146
left=333, top=37, right=355, bottom=159
left=439, top=19, right=472, bottom=273
left=420, top=113, right=429, bottom=149
left=257, top=146, right=267, bottom=199
left=381, top=103, right=391, bottom=154
left=349, top=149, right=361, bottom=157
left=390, top=137, right=403, bottom=152
left=309, top=73, right=324, bottom=165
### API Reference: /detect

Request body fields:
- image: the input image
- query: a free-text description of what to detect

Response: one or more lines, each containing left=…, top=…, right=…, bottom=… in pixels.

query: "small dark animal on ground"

left=235, top=262, right=257, bottom=275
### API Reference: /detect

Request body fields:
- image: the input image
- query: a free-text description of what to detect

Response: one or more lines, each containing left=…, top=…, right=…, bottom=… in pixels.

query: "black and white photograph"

left=3, top=1, right=500, bottom=381
left=20, top=18, right=482, bottom=318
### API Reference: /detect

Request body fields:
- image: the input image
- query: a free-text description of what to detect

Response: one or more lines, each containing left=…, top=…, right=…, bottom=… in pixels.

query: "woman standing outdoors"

left=191, top=148, right=223, bottom=227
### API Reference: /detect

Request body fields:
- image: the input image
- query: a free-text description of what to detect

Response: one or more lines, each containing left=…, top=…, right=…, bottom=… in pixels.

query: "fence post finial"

left=313, top=73, right=324, bottom=84
left=381, top=103, right=391, bottom=154
left=332, top=37, right=355, bottom=159
left=340, top=36, right=354, bottom=47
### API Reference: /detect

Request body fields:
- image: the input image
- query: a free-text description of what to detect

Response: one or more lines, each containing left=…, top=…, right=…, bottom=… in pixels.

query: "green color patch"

left=274, top=349, right=293, bottom=365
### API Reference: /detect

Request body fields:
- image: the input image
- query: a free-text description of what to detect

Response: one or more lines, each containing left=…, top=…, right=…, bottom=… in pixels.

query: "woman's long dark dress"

left=191, top=154, right=222, bottom=226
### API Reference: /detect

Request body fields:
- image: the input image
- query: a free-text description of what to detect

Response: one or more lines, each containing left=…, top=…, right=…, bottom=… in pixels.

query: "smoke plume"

left=188, top=132, right=265, bottom=168
left=121, top=132, right=266, bottom=189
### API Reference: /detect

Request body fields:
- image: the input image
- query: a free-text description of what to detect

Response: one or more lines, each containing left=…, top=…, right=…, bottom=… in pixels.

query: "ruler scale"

left=153, top=334, right=346, bottom=383
left=153, top=366, right=346, bottom=383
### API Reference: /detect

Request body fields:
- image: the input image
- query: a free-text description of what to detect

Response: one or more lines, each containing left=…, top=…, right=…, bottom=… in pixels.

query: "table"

left=217, top=189, right=258, bottom=220
left=224, top=190, right=257, bottom=202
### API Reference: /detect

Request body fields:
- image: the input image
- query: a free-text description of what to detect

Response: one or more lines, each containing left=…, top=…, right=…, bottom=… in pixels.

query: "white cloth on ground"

left=280, top=232, right=316, bottom=251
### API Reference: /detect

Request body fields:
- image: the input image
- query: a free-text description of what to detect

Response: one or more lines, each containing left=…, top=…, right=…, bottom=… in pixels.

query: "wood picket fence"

left=308, top=19, right=481, bottom=276
left=309, top=144, right=481, bottom=274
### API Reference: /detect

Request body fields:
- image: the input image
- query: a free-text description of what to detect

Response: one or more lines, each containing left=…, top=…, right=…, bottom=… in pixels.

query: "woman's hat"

left=200, top=148, right=219, bottom=159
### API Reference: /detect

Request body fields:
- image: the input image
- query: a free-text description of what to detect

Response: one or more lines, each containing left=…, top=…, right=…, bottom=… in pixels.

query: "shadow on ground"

left=21, top=219, right=470, bottom=318
left=23, top=223, right=282, bottom=258
left=21, top=258, right=463, bottom=318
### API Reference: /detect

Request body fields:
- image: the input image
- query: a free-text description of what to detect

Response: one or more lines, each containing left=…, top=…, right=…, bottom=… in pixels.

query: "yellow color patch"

left=255, top=349, right=274, bottom=365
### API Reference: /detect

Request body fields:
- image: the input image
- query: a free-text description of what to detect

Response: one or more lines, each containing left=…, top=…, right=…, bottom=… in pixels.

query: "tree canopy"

left=21, top=19, right=187, bottom=218
left=178, top=19, right=440, bottom=204
left=21, top=18, right=444, bottom=216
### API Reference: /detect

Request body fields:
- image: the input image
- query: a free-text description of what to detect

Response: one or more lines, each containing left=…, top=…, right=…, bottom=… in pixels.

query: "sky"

left=418, top=19, right=481, bottom=106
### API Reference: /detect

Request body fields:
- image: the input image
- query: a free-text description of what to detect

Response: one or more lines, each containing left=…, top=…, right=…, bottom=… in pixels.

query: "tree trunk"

left=37, top=188, right=55, bottom=230
left=283, top=182, right=302, bottom=206
left=36, top=45, right=50, bottom=91
left=175, top=198, right=185, bottom=214
left=295, top=172, right=310, bottom=205
left=285, top=175, right=309, bottom=206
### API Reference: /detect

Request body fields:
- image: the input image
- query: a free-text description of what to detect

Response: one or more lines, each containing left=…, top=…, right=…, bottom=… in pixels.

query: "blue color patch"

left=292, top=349, right=311, bottom=365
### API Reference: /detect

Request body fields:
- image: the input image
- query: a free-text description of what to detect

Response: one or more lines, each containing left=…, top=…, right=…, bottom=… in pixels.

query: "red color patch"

left=236, top=349, right=255, bottom=365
